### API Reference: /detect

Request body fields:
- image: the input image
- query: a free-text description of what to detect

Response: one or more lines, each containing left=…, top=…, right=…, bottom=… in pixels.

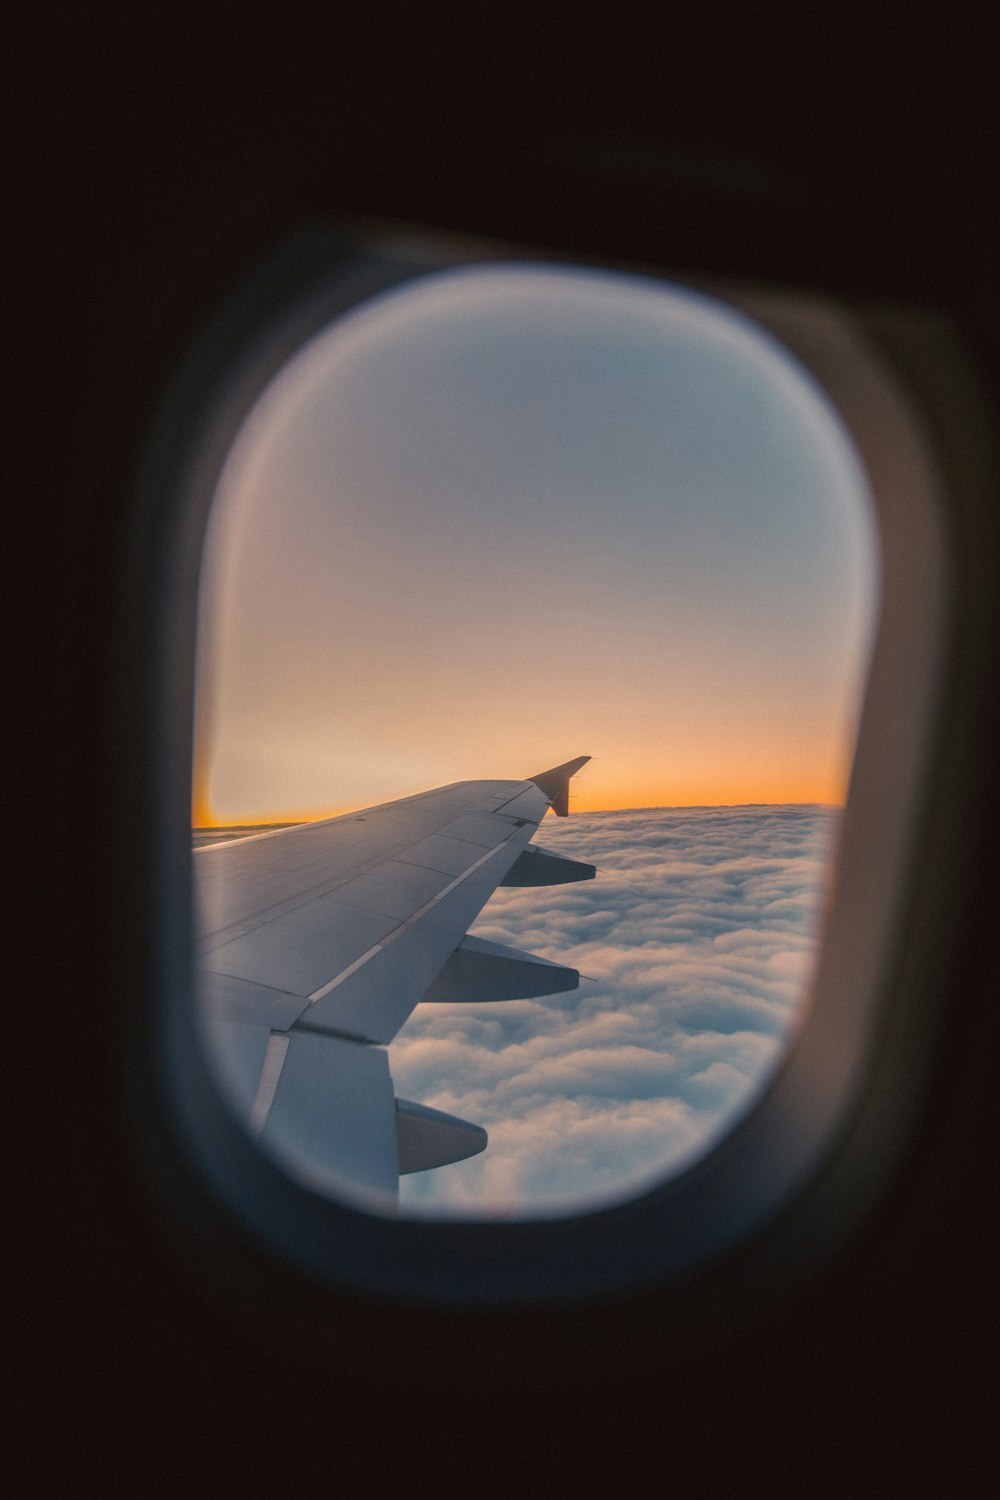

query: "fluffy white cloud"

left=393, top=804, right=838, bottom=1217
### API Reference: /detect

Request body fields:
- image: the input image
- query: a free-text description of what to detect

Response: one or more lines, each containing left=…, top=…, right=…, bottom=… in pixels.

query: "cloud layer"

left=392, top=804, right=839, bottom=1217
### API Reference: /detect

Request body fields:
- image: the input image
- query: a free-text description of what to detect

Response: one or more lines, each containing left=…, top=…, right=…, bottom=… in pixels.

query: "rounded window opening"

left=192, top=261, right=877, bottom=1219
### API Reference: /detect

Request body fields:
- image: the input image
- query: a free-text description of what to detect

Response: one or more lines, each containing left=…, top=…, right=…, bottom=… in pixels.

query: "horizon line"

left=193, top=798, right=844, bottom=832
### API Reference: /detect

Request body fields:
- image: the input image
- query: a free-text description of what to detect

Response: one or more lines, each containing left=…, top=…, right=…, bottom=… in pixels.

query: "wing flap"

left=258, top=1032, right=399, bottom=1207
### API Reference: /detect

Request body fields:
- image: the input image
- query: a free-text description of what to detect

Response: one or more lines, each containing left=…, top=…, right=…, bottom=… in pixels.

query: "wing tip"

left=527, top=755, right=590, bottom=816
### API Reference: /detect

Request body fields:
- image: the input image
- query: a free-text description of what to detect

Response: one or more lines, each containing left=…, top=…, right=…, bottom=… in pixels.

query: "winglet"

left=527, top=755, right=591, bottom=817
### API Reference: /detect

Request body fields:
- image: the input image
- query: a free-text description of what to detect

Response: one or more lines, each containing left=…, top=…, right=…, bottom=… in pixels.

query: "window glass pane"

left=194, top=263, right=877, bottom=1216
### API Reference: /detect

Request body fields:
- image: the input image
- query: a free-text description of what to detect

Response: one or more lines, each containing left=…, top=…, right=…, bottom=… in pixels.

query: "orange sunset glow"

left=192, top=733, right=855, bottom=828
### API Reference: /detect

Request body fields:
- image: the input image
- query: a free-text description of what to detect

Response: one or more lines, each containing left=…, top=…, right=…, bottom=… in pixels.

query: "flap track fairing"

left=422, top=934, right=579, bottom=1002
left=501, top=845, right=596, bottom=886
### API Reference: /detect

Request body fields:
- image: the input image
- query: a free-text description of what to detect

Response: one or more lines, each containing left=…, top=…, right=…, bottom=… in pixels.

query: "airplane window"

left=192, top=260, right=877, bottom=1218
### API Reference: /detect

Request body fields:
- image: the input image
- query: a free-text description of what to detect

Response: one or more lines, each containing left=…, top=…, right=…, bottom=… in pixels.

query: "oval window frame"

left=118, top=225, right=959, bottom=1315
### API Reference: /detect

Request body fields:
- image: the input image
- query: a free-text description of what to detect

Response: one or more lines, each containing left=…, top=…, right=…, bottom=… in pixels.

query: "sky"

left=193, top=262, right=877, bottom=824
left=393, top=802, right=836, bottom=1216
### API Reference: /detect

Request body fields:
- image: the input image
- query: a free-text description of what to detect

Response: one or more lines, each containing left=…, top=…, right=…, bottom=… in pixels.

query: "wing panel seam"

left=196, top=796, right=519, bottom=948
left=301, top=835, right=518, bottom=1006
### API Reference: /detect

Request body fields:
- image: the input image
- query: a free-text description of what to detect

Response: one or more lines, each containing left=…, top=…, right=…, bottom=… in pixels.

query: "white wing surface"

left=195, top=757, right=593, bottom=1209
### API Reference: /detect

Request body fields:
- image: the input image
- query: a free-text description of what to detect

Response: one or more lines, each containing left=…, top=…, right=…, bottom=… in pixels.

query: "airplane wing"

left=194, top=757, right=593, bottom=1208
